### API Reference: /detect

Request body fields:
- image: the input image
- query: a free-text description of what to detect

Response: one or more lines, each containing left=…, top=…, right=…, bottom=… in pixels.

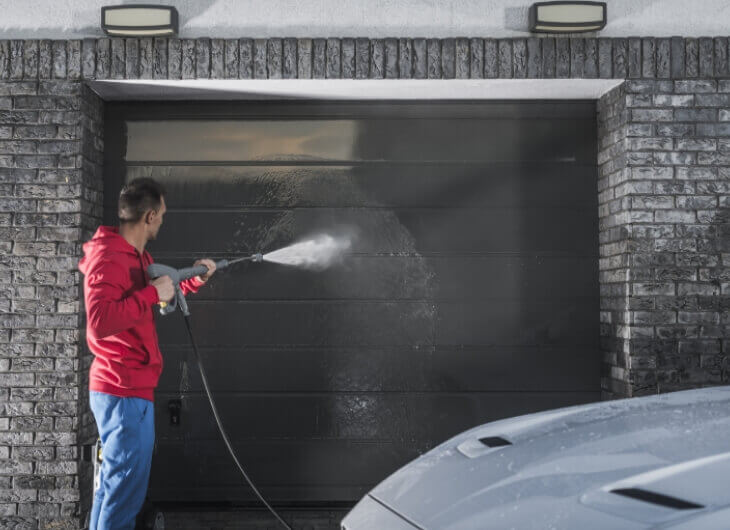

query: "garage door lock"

left=168, top=399, right=181, bottom=426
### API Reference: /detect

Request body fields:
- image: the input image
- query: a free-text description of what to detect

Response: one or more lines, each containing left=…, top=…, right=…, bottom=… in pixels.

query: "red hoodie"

left=78, top=226, right=204, bottom=401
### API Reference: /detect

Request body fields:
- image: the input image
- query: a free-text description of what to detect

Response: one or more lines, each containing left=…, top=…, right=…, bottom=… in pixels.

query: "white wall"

left=0, top=0, right=728, bottom=39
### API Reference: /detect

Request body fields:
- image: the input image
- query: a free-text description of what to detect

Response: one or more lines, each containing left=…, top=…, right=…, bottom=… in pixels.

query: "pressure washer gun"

left=147, top=254, right=263, bottom=316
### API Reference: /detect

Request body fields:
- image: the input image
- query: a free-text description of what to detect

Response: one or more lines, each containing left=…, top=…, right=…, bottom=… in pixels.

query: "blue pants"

left=89, top=391, right=155, bottom=530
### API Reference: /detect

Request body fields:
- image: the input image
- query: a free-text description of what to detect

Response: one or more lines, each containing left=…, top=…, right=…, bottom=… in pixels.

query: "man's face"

left=147, top=196, right=166, bottom=240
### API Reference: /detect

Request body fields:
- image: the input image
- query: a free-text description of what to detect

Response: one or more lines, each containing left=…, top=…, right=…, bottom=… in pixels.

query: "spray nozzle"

left=215, top=253, right=264, bottom=269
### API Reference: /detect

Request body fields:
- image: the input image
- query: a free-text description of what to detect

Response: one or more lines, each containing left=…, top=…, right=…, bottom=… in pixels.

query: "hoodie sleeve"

left=85, top=259, right=160, bottom=339
left=180, top=275, right=205, bottom=296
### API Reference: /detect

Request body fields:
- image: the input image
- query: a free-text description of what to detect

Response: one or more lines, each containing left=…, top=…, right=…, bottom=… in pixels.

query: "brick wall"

left=0, top=78, right=87, bottom=528
left=0, top=36, right=728, bottom=529
left=598, top=78, right=729, bottom=398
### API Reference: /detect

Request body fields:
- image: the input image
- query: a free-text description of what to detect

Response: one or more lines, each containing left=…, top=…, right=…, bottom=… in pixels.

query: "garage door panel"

left=154, top=392, right=596, bottom=443
left=105, top=100, right=599, bottom=504
left=129, top=163, right=597, bottom=209
left=156, top=255, right=598, bottom=301
left=150, top=440, right=401, bottom=502
left=157, top=346, right=600, bottom=393
left=157, top=300, right=597, bottom=347
left=126, top=118, right=595, bottom=163
left=148, top=390, right=598, bottom=503
left=153, top=208, right=596, bottom=254
left=155, top=393, right=410, bottom=441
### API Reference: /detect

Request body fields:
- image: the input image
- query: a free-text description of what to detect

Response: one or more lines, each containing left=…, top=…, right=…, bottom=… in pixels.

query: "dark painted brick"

left=686, top=38, right=699, bottom=78
left=51, top=41, right=66, bottom=79
left=10, top=40, right=23, bottom=79
left=81, top=39, right=95, bottom=79
left=484, top=38, right=498, bottom=78
left=0, top=41, right=8, bottom=79
left=125, top=39, right=139, bottom=79
left=570, top=38, right=584, bottom=78
left=398, top=38, right=412, bottom=79
left=512, top=39, right=525, bottom=78
left=542, top=38, right=555, bottom=78
left=385, top=38, right=398, bottom=79
left=696, top=93, right=730, bottom=106
left=312, top=38, right=325, bottom=79
left=699, top=37, right=714, bottom=77
left=239, top=38, right=253, bottom=79
left=441, top=38, right=455, bottom=79
left=642, top=38, right=655, bottom=78
left=153, top=38, right=168, bottom=79
left=181, top=39, right=196, bottom=79
left=556, top=38, right=570, bottom=78
left=584, top=38, right=598, bottom=78
left=67, top=40, right=81, bottom=80
left=675, top=80, right=716, bottom=93
left=355, top=38, right=370, bottom=79
left=39, top=40, right=53, bottom=80
left=110, top=38, right=124, bottom=80
left=628, top=37, right=641, bottom=78
left=295, top=38, right=311, bottom=79
left=526, top=38, right=541, bottom=78
left=139, top=38, right=153, bottom=79
left=468, top=38, right=483, bottom=80
left=96, top=39, right=110, bottom=79
left=613, top=38, right=628, bottom=78
left=371, top=39, right=385, bottom=79
left=196, top=38, right=211, bottom=79
left=210, top=38, right=224, bottom=79
left=22, top=40, right=38, bottom=79
left=498, top=39, right=512, bottom=78
left=427, top=38, right=441, bottom=79
left=671, top=37, right=685, bottom=78
left=598, top=38, right=611, bottom=78
left=253, top=38, right=267, bottom=79
left=656, top=38, right=670, bottom=78
left=455, top=38, right=469, bottom=79
left=167, top=39, right=181, bottom=80
left=267, top=38, right=282, bottom=79
left=715, top=37, right=728, bottom=77
left=413, top=38, right=427, bottom=79
left=282, top=38, right=297, bottom=79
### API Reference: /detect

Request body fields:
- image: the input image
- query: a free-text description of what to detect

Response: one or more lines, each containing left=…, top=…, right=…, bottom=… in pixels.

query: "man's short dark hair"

left=118, top=177, right=166, bottom=224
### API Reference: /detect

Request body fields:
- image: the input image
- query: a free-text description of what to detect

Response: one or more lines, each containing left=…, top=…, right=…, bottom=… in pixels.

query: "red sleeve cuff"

left=191, top=275, right=205, bottom=287
left=140, top=285, right=160, bottom=305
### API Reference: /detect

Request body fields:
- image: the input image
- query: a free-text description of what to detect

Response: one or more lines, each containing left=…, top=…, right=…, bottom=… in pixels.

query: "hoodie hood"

left=79, top=226, right=138, bottom=275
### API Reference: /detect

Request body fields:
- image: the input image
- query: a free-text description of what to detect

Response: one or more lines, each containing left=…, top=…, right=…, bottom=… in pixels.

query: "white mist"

left=263, top=233, right=353, bottom=271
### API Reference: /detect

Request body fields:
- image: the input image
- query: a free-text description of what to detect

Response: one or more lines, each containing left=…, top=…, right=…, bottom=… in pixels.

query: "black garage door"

left=104, top=100, right=600, bottom=505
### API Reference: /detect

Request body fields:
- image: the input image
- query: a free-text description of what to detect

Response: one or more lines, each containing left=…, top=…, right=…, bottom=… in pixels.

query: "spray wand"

left=148, top=253, right=262, bottom=316
left=146, top=253, right=292, bottom=530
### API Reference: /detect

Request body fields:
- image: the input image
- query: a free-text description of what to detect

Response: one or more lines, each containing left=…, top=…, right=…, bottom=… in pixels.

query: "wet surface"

left=104, top=100, right=600, bottom=504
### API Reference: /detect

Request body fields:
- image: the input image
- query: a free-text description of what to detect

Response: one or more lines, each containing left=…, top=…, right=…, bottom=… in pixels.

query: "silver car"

left=341, top=387, right=730, bottom=530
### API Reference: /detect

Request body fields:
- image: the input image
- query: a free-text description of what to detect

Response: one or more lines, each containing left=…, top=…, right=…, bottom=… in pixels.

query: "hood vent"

left=611, top=488, right=703, bottom=510
left=479, top=436, right=512, bottom=448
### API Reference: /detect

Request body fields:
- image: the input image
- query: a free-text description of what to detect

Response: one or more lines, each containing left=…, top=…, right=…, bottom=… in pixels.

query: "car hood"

left=368, top=387, right=730, bottom=530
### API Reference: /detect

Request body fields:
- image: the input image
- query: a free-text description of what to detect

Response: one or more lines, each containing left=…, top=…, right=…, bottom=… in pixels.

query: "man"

left=78, top=177, right=216, bottom=529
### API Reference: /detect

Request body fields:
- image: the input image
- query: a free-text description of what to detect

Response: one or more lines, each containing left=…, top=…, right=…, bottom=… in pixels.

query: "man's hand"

left=194, top=259, right=216, bottom=283
left=151, top=275, right=174, bottom=303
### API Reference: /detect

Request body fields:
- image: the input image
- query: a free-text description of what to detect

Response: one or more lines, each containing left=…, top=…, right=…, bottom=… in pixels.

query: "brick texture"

left=0, top=78, right=101, bottom=529
left=598, top=78, right=730, bottom=398
left=0, top=36, right=729, bottom=529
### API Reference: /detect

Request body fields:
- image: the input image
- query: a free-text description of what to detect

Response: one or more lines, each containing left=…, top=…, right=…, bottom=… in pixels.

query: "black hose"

left=181, top=314, right=292, bottom=530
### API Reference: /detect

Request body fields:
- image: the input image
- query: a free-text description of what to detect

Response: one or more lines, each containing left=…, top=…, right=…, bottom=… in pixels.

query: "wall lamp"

left=101, top=5, right=179, bottom=37
left=529, top=1, right=607, bottom=33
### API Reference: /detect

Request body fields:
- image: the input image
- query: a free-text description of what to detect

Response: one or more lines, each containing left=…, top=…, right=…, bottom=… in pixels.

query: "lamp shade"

left=529, top=2, right=607, bottom=33
left=101, top=5, right=179, bottom=37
